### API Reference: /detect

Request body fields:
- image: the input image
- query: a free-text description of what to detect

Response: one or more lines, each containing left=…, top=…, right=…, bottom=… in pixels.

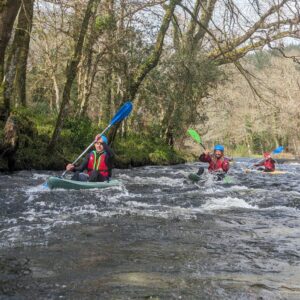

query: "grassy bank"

left=0, top=108, right=186, bottom=171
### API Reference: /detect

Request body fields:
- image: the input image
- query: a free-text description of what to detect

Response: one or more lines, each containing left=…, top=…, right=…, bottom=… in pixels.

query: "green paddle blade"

left=187, top=129, right=202, bottom=144
left=223, top=175, right=234, bottom=184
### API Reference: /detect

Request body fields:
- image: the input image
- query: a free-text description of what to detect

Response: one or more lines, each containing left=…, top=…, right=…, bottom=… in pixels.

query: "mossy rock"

left=10, top=110, right=38, bottom=138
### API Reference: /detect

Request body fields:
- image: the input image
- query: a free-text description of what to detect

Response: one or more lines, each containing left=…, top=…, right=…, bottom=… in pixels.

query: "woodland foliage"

left=0, top=0, right=300, bottom=169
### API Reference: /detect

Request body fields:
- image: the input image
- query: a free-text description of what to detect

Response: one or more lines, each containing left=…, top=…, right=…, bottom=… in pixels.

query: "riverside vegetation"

left=1, top=1, right=300, bottom=170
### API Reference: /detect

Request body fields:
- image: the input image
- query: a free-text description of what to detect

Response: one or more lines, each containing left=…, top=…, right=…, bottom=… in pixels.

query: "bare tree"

left=0, top=0, right=21, bottom=120
left=48, top=0, right=100, bottom=150
left=5, top=0, right=35, bottom=108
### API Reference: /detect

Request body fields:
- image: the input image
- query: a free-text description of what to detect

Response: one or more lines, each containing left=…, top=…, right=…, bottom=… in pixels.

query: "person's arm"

left=222, top=160, right=230, bottom=173
left=74, top=154, right=89, bottom=172
left=66, top=154, right=89, bottom=172
left=254, top=161, right=265, bottom=167
left=199, top=150, right=211, bottom=163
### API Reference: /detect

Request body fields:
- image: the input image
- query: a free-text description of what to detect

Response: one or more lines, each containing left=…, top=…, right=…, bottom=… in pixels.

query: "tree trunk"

left=2, top=115, right=19, bottom=171
left=52, top=74, right=60, bottom=111
left=0, top=0, right=21, bottom=120
left=78, top=0, right=114, bottom=119
left=48, top=0, right=98, bottom=150
left=5, top=0, right=34, bottom=108
left=127, top=0, right=181, bottom=100
left=101, top=64, right=113, bottom=125
left=109, top=0, right=181, bottom=143
left=78, top=40, right=94, bottom=117
left=100, top=0, right=114, bottom=125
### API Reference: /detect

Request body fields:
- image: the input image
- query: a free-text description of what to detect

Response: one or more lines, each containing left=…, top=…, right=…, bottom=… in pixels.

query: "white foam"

left=229, top=185, right=248, bottom=190
left=202, top=196, right=257, bottom=211
left=261, top=205, right=299, bottom=213
left=32, top=173, right=50, bottom=180
left=287, top=162, right=300, bottom=166
left=130, top=176, right=184, bottom=187
left=25, top=184, right=50, bottom=198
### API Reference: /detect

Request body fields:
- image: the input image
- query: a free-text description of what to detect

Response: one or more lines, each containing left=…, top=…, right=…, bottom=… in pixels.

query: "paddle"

left=272, top=146, right=284, bottom=154
left=61, top=101, right=133, bottom=177
left=187, top=129, right=206, bottom=150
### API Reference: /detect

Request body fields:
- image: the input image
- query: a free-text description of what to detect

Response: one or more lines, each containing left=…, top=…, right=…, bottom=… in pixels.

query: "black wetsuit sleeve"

left=73, top=154, right=89, bottom=172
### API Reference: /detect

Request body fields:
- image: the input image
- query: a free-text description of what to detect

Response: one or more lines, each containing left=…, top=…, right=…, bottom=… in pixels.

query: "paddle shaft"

left=61, top=124, right=111, bottom=177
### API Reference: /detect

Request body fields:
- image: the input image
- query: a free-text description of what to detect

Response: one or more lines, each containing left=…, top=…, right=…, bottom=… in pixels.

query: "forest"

left=0, top=0, right=300, bottom=170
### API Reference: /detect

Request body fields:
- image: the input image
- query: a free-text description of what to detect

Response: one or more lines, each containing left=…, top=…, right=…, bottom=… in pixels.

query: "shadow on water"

left=0, top=160, right=300, bottom=299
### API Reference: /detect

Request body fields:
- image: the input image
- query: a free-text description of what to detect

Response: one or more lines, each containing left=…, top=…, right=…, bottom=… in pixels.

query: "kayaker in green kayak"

left=197, top=144, right=230, bottom=180
left=65, top=134, right=114, bottom=182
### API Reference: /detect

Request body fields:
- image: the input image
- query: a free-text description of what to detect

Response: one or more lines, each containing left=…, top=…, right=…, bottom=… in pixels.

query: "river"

left=0, top=159, right=300, bottom=299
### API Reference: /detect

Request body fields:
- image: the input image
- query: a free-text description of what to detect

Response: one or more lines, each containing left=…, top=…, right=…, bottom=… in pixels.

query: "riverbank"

left=1, top=108, right=296, bottom=171
left=0, top=108, right=189, bottom=171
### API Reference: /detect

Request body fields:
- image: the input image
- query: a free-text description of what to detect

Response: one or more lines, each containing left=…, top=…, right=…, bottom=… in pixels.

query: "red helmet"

left=263, top=152, right=271, bottom=158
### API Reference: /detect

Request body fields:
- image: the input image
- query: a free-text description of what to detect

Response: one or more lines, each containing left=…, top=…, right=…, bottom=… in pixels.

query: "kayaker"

left=65, top=134, right=114, bottom=182
left=197, top=144, right=230, bottom=180
left=253, top=152, right=275, bottom=172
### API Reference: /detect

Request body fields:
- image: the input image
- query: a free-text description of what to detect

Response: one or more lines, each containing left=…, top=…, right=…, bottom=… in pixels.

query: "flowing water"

left=0, top=159, right=300, bottom=299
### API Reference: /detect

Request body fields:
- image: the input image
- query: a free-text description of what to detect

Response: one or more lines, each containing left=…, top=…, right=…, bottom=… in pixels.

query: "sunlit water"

left=0, top=160, right=300, bottom=299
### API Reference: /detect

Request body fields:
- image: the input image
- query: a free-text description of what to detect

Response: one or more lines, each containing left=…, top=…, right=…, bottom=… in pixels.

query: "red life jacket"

left=264, top=158, right=275, bottom=171
left=208, top=157, right=229, bottom=172
left=87, top=151, right=109, bottom=177
left=199, top=154, right=230, bottom=173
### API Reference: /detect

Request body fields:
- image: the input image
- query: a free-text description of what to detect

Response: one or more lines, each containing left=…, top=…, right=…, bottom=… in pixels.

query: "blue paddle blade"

left=272, top=146, right=284, bottom=154
left=110, top=101, right=133, bottom=126
left=42, top=181, right=49, bottom=189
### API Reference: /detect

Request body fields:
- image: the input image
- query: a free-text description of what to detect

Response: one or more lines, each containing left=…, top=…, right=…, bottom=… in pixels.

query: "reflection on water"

left=0, top=160, right=300, bottom=299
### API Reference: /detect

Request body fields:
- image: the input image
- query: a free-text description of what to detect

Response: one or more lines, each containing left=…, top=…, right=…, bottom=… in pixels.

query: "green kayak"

left=188, top=173, right=234, bottom=184
left=46, top=176, right=121, bottom=190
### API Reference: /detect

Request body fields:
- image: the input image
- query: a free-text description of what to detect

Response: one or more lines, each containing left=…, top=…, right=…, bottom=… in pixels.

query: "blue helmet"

left=95, top=134, right=108, bottom=144
left=214, top=144, right=224, bottom=151
left=100, top=134, right=108, bottom=144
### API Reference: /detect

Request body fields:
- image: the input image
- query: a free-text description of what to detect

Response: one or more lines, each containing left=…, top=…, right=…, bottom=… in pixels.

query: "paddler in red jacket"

left=66, top=134, right=114, bottom=182
left=254, top=152, right=275, bottom=172
left=197, top=144, right=230, bottom=180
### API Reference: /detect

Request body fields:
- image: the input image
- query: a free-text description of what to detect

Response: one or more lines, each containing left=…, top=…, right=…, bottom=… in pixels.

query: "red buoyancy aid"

left=263, top=158, right=275, bottom=171
left=199, top=154, right=230, bottom=173
left=87, top=151, right=109, bottom=177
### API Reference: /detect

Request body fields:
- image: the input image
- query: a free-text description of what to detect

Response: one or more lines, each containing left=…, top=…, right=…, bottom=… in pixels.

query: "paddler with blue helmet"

left=197, top=144, right=230, bottom=180
left=65, top=134, right=114, bottom=182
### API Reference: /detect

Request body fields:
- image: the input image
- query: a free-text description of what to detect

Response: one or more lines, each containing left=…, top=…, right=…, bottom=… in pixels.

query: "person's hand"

left=66, top=163, right=75, bottom=171
left=204, top=149, right=210, bottom=156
